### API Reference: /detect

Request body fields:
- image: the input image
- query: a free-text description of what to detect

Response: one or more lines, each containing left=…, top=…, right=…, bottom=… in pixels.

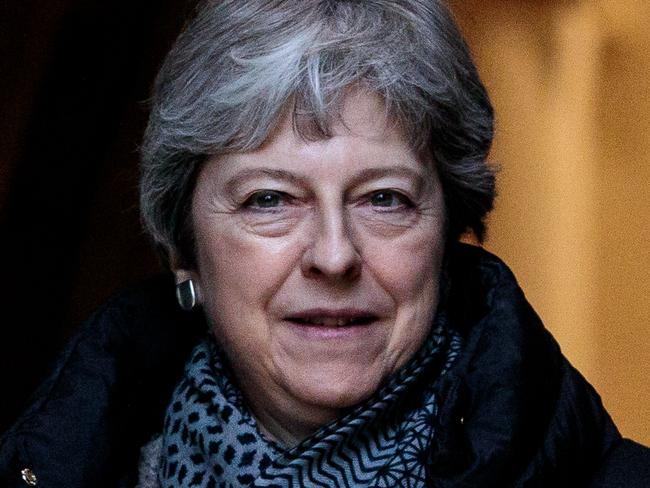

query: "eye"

left=368, top=190, right=412, bottom=208
left=243, top=190, right=288, bottom=209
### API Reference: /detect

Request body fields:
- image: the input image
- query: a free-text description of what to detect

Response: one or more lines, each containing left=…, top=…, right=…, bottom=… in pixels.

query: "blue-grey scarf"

left=157, top=315, right=462, bottom=487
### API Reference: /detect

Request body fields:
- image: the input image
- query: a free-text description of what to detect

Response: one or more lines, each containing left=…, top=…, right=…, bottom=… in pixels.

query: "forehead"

left=286, top=89, right=405, bottom=144
left=212, top=90, right=424, bottom=174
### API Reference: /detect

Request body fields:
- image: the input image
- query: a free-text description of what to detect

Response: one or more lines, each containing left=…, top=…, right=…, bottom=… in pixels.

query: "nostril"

left=301, top=253, right=361, bottom=281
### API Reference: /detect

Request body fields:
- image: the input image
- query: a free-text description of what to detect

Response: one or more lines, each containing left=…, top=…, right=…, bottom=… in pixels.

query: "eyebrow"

left=224, top=168, right=306, bottom=194
left=348, top=167, right=427, bottom=189
left=223, top=165, right=428, bottom=193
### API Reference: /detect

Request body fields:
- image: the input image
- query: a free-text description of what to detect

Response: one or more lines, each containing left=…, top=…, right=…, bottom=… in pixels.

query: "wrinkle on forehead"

left=260, top=88, right=407, bottom=152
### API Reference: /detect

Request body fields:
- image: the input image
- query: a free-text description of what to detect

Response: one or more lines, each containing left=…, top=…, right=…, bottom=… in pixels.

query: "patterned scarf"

left=156, top=315, right=462, bottom=487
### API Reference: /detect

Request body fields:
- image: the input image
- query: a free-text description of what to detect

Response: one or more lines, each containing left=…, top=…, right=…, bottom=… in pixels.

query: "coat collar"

left=429, top=243, right=620, bottom=487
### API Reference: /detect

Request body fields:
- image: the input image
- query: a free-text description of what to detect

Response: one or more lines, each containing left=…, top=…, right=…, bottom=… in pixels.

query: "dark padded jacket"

left=1, top=244, right=649, bottom=487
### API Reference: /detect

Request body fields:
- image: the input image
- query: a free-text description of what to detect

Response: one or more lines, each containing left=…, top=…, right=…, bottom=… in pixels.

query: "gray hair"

left=140, top=0, right=495, bottom=267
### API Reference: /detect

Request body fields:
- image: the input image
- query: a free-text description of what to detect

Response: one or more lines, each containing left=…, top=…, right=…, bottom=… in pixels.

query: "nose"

left=301, top=205, right=362, bottom=282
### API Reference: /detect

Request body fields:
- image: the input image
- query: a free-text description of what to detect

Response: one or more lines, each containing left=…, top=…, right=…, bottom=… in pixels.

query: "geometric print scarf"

left=157, top=312, right=462, bottom=487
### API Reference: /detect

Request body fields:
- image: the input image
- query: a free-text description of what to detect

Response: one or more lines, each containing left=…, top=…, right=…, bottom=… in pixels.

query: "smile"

left=288, top=316, right=376, bottom=327
left=284, top=310, right=378, bottom=328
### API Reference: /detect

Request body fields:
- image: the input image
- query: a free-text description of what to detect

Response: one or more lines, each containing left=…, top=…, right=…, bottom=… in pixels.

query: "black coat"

left=1, top=244, right=649, bottom=487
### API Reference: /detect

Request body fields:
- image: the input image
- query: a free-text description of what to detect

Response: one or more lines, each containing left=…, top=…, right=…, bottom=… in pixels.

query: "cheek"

left=362, top=222, right=445, bottom=300
left=360, top=225, right=444, bottom=370
left=194, top=221, right=303, bottom=318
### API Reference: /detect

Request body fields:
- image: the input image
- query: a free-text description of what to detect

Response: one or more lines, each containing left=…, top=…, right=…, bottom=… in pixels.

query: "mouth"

left=284, top=310, right=378, bottom=328
left=287, top=316, right=376, bottom=327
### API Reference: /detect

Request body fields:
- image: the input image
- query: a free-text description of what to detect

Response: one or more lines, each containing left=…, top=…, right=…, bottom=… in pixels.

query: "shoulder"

left=433, top=244, right=646, bottom=486
left=589, top=438, right=650, bottom=487
left=0, top=276, right=204, bottom=487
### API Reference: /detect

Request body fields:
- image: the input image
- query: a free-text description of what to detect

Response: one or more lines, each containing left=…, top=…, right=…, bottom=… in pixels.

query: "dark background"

left=0, top=0, right=196, bottom=432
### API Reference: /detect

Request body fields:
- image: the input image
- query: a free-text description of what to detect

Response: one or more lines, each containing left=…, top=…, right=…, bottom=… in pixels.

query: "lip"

left=281, top=308, right=380, bottom=339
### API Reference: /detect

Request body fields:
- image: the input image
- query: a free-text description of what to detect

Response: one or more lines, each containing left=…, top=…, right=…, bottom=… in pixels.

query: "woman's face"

left=189, top=91, right=446, bottom=434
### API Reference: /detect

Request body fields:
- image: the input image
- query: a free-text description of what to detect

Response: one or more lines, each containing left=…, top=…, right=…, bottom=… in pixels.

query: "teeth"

left=291, top=316, right=374, bottom=326
left=309, top=317, right=351, bottom=326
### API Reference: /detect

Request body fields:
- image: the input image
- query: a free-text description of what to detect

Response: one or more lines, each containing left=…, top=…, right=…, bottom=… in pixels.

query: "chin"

left=281, top=363, right=385, bottom=411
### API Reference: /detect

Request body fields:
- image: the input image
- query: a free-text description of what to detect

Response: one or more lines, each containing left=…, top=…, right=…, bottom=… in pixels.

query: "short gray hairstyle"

left=141, top=0, right=495, bottom=268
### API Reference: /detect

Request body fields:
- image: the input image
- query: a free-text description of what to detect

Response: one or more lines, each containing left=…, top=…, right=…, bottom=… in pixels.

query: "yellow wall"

left=450, top=0, right=650, bottom=444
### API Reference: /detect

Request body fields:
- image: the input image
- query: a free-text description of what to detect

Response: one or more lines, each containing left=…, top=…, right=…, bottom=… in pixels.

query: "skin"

left=176, top=90, right=446, bottom=446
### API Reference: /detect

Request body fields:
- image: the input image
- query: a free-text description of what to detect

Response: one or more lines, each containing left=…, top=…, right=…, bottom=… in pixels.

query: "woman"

left=1, top=0, right=648, bottom=486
